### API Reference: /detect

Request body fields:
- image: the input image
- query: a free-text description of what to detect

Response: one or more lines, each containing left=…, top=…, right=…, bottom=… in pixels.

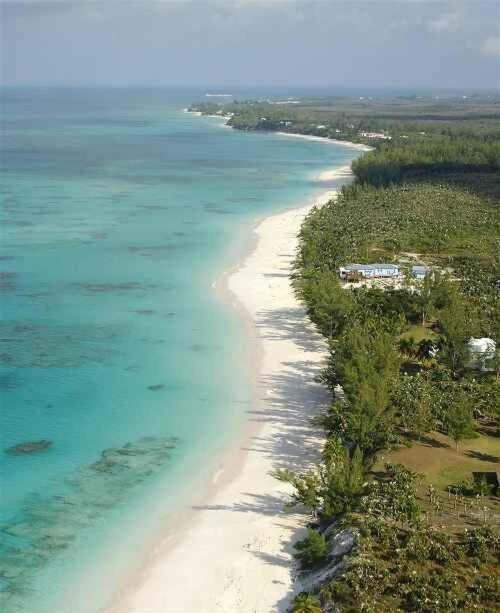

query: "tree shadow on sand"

left=254, top=306, right=326, bottom=355
left=192, top=308, right=329, bottom=609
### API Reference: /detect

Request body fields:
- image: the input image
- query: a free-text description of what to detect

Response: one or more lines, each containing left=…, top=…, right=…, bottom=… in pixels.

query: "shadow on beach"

left=193, top=297, right=328, bottom=611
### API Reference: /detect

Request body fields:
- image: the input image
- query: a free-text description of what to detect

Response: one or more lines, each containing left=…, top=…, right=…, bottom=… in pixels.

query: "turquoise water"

left=0, top=88, right=358, bottom=611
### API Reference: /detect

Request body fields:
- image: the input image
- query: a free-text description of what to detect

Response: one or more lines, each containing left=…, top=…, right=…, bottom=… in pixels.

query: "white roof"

left=341, top=263, right=399, bottom=271
left=468, top=337, right=496, bottom=354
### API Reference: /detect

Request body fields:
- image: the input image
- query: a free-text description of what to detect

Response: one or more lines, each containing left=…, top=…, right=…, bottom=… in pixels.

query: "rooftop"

left=341, top=263, right=399, bottom=271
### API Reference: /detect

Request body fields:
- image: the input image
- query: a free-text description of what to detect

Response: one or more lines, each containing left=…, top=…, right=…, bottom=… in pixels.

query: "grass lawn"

left=399, top=323, right=437, bottom=343
left=378, top=430, right=499, bottom=491
left=375, top=429, right=500, bottom=528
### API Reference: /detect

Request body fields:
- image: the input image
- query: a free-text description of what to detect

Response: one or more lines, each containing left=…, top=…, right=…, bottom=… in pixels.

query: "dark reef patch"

left=5, top=440, right=52, bottom=455
left=147, top=384, right=165, bottom=391
left=190, top=344, right=205, bottom=352
left=127, top=245, right=177, bottom=258
left=0, top=436, right=178, bottom=611
left=0, top=372, right=20, bottom=390
left=139, top=204, right=169, bottom=211
left=203, top=204, right=235, bottom=215
left=0, top=272, right=17, bottom=291
left=18, top=292, right=51, bottom=300
left=0, top=322, right=119, bottom=368
left=75, top=281, right=158, bottom=293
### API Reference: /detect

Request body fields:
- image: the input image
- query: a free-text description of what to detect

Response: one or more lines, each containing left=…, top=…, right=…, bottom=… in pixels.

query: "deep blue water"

left=0, top=88, right=358, bottom=611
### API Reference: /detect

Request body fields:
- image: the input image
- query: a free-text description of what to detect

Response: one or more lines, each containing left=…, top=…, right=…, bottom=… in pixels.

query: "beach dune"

left=114, top=165, right=354, bottom=613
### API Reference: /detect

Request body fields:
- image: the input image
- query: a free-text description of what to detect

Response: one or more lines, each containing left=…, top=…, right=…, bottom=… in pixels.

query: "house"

left=467, top=337, right=496, bottom=371
left=359, top=131, right=392, bottom=140
left=339, top=263, right=400, bottom=280
left=412, top=265, right=429, bottom=280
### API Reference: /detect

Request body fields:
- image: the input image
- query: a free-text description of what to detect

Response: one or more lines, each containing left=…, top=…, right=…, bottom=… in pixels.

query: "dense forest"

left=353, top=139, right=500, bottom=181
left=284, top=103, right=500, bottom=612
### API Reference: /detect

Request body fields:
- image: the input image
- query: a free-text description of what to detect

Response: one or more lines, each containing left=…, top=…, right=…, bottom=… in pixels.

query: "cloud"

left=481, top=36, right=500, bottom=57
left=2, top=0, right=499, bottom=88
left=428, top=9, right=463, bottom=33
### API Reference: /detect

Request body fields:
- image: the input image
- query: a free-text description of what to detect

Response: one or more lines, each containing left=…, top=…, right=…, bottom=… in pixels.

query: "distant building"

left=467, top=337, right=496, bottom=371
left=359, top=131, right=392, bottom=140
left=339, top=263, right=400, bottom=280
left=412, top=265, right=429, bottom=280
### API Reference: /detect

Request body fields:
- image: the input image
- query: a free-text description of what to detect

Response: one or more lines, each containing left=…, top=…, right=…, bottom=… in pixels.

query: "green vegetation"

left=227, top=95, right=500, bottom=611
left=352, top=139, right=500, bottom=183
left=191, top=93, right=500, bottom=610
left=297, top=183, right=499, bottom=296
left=189, top=94, right=500, bottom=146
left=293, top=529, right=328, bottom=569
left=275, top=439, right=365, bottom=519
left=292, top=592, right=322, bottom=613
left=323, top=518, right=500, bottom=612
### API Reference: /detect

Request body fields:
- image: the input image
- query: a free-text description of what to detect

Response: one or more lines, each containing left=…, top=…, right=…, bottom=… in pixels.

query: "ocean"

left=0, top=88, right=357, bottom=612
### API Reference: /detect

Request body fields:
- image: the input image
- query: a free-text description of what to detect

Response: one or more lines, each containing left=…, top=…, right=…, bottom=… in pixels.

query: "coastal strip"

left=184, top=107, right=374, bottom=151
left=115, top=165, right=355, bottom=613
left=275, top=131, right=373, bottom=152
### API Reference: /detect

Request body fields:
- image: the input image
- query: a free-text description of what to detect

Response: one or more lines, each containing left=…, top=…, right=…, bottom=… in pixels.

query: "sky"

left=1, top=0, right=499, bottom=89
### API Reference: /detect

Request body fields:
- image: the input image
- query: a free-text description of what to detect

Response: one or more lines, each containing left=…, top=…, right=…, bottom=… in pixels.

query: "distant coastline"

left=184, top=107, right=373, bottom=152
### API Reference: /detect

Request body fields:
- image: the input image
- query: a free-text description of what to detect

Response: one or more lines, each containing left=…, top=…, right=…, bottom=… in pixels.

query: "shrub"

left=292, top=592, right=322, bottom=613
left=447, top=476, right=494, bottom=497
left=294, top=529, right=328, bottom=569
left=362, top=464, right=422, bottom=524
left=463, top=527, right=500, bottom=563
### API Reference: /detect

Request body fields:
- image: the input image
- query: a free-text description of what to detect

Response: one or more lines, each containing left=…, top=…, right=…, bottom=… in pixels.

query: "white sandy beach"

left=115, top=165, right=355, bottom=613
left=276, top=131, right=373, bottom=152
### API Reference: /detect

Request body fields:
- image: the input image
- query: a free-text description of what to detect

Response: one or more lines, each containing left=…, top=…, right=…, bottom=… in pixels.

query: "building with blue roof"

left=339, top=263, right=400, bottom=280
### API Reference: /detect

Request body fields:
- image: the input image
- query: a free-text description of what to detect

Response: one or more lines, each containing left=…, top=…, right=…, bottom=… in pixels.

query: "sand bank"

left=114, top=165, right=354, bottom=613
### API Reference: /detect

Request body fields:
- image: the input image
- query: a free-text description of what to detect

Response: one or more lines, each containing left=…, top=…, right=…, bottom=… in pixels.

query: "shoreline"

left=275, top=130, right=373, bottom=152
left=111, top=163, right=355, bottom=612
left=184, top=108, right=374, bottom=152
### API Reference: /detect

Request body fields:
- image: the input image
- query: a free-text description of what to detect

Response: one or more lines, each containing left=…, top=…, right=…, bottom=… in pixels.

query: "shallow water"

left=0, top=88, right=358, bottom=611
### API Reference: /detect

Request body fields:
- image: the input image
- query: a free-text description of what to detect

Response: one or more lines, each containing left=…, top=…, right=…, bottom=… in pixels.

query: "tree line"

left=282, top=122, right=499, bottom=612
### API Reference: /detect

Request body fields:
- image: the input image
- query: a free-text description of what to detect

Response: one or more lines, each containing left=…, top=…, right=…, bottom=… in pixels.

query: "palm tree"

left=292, top=592, right=322, bottom=613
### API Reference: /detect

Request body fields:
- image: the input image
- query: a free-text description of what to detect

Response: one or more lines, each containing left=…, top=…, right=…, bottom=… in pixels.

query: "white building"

left=339, top=263, right=400, bottom=280
left=467, top=337, right=497, bottom=371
